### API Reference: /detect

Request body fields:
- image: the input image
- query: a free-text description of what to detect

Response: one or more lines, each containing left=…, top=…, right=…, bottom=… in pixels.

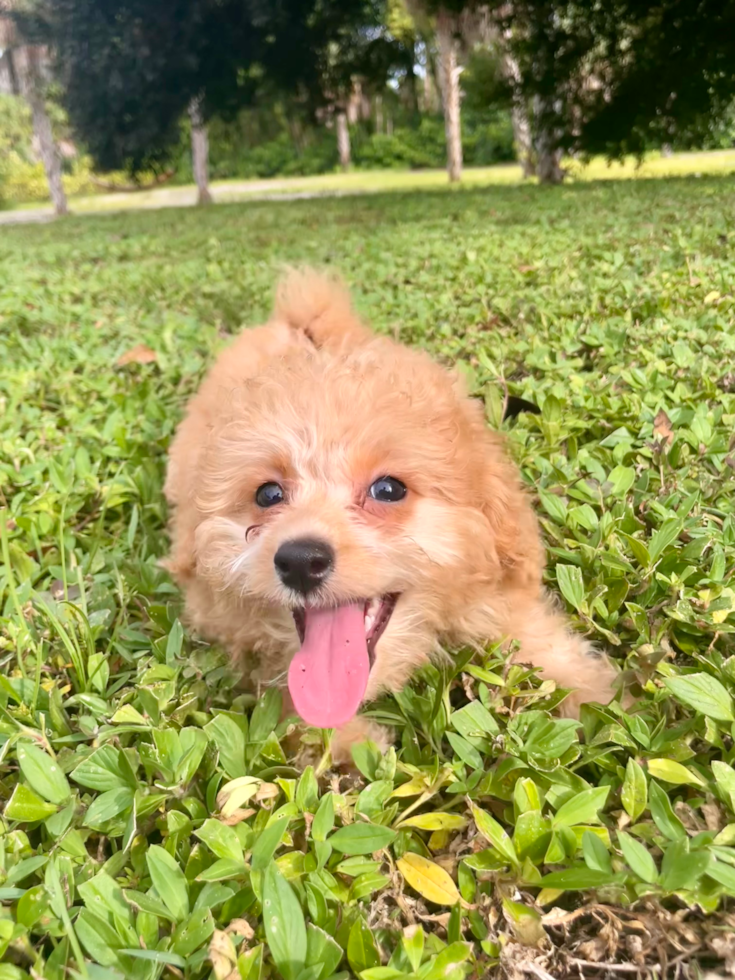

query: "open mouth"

left=291, top=594, right=398, bottom=666
left=287, top=594, right=399, bottom=729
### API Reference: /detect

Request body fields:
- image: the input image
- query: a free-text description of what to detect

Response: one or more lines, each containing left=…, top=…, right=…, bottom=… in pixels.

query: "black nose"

left=274, top=538, right=334, bottom=594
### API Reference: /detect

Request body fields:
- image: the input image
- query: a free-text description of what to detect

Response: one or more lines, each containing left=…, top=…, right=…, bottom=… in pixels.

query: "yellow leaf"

left=537, top=888, right=564, bottom=906
left=397, top=852, right=460, bottom=906
left=704, top=290, right=721, bottom=305
left=390, top=777, right=427, bottom=798
left=428, top=830, right=449, bottom=852
left=398, top=813, right=467, bottom=831
left=110, top=704, right=148, bottom=726
left=217, top=776, right=262, bottom=817
left=712, top=588, right=735, bottom=624
left=647, top=758, right=705, bottom=787
left=571, top=826, right=611, bottom=848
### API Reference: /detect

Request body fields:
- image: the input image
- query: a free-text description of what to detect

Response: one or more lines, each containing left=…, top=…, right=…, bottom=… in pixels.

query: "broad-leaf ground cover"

left=1, top=176, right=734, bottom=979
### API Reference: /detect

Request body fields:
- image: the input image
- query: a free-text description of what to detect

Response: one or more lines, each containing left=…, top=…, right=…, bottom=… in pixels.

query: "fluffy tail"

left=272, top=268, right=371, bottom=350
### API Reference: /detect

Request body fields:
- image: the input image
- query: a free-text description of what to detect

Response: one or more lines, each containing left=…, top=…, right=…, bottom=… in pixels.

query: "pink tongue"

left=288, top=603, right=370, bottom=728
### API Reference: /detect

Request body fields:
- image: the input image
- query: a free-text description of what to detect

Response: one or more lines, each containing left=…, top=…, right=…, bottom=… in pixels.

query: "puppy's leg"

left=504, top=598, right=617, bottom=717
left=330, top=717, right=394, bottom=768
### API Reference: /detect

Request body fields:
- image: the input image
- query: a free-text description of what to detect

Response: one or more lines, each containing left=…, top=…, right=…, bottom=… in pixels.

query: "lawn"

left=1, top=175, right=735, bottom=980
left=5, top=148, right=735, bottom=220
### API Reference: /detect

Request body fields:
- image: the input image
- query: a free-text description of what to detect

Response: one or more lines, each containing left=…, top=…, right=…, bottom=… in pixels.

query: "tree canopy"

left=43, top=0, right=395, bottom=171
left=506, top=0, right=735, bottom=160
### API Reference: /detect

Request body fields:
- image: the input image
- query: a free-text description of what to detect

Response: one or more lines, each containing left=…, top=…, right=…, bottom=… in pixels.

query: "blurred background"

left=1, top=0, right=734, bottom=216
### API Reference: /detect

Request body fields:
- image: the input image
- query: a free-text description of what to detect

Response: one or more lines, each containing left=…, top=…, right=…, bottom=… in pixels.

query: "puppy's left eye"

left=368, top=476, right=407, bottom=502
left=255, top=482, right=284, bottom=507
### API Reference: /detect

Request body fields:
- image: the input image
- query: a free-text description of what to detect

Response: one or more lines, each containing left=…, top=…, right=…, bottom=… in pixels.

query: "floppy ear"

left=465, top=398, right=545, bottom=592
left=272, top=268, right=371, bottom=350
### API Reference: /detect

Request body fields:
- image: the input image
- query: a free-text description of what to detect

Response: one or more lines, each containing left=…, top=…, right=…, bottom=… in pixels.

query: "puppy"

left=164, top=270, right=616, bottom=757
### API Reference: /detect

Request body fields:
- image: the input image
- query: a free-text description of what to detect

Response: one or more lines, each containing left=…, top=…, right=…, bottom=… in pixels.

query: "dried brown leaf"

left=116, top=343, right=158, bottom=366
left=209, top=930, right=237, bottom=980
left=653, top=408, right=674, bottom=447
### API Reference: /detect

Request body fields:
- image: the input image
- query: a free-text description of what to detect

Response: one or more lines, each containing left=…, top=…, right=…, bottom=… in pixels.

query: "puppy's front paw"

left=556, top=650, right=619, bottom=718
left=330, top=716, right=394, bottom=768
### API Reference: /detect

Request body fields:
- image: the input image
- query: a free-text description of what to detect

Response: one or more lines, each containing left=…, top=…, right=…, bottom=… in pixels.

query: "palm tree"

left=405, top=0, right=472, bottom=183
left=188, top=95, right=212, bottom=205
left=0, top=0, right=67, bottom=214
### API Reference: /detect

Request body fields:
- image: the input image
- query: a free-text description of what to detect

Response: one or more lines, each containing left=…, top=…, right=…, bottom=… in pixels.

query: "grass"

left=6, top=148, right=735, bottom=218
left=1, top=173, right=735, bottom=979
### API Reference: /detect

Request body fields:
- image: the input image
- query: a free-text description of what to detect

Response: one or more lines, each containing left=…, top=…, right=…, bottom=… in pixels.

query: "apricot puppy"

left=165, top=270, right=616, bottom=753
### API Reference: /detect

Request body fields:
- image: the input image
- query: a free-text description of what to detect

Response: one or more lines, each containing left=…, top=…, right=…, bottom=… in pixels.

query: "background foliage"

left=1, top=177, right=735, bottom=977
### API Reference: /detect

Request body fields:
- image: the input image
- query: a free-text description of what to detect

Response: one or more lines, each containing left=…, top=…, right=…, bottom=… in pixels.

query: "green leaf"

left=471, top=804, right=518, bottom=866
left=621, top=758, right=647, bottom=821
left=146, top=844, right=190, bottom=921
left=295, top=767, right=319, bottom=813
left=540, top=867, right=621, bottom=889
left=311, top=793, right=334, bottom=842
left=195, top=818, right=244, bottom=863
left=451, top=700, right=499, bottom=738
left=71, top=746, right=136, bottom=792
left=166, top=618, right=184, bottom=663
left=196, top=858, right=247, bottom=882
left=205, top=713, right=247, bottom=778
left=712, top=761, right=735, bottom=810
left=329, top=822, right=397, bottom=855
left=556, top=564, right=586, bottom=611
left=398, top=928, right=422, bottom=974
left=663, top=673, right=734, bottom=722
left=524, top=718, right=580, bottom=760
left=421, top=942, right=473, bottom=980
left=446, top=731, right=483, bottom=769
left=16, top=885, right=49, bottom=929
left=648, top=518, right=683, bottom=564
left=706, top=860, right=735, bottom=894
left=78, top=872, right=135, bottom=937
left=660, top=840, right=712, bottom=892
left=4, top=783, right=58, bottom=822
left=83, top=787, right=134, bottom=829
left=251, top=815, right=290, bottom=870
left=553, top=786, right=609, bottom=827
left=171, top=907, right=215, bottom=957
left=350, top=740, right=383, bottom=781
left=262, top=862, right=307, bottom=980
left=249, top=688, right=282, bottom=743
left=16, top=743, right=71, bottom=804
left=75, top=908, right=123, bottom=967
left=305, top=924, right=342, bottom=980
left=347, top=916, right=380, bottom=974
left=582, top=831, right=611, bottom=874
left=649, top=781, right=687, bottom=841
left=176, top=728, right=209, bottom=784
left=617, top=831, right=658, bottom=884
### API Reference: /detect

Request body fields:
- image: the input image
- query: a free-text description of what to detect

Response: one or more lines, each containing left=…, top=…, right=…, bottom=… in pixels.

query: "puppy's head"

left=181, top=279, right=542, bottom=728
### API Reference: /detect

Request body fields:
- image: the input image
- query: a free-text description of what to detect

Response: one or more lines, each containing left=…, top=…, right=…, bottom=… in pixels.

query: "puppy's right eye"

left=255, top=483, right=284, bottom=508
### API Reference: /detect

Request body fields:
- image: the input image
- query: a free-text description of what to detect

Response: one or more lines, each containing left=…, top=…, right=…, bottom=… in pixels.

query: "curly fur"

left=165, top=269, right=617, bottom=756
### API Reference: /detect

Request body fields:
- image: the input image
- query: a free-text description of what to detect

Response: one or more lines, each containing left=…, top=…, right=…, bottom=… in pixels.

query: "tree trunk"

left=188, top=96, right=212, bottom=206
left=27, top=85, right=68, bottom=215
left=375, top=94, right=383, bottom=135
left=533, top=96, right=564, bottom=185
left=512, top=104, right=535, bottom=177
left=436, top=8, right=462, bottom=183
left=502, top=46, right=534, bottom=177
left=336, top=110, right=351, bottom=170
left=405, top=41, right=421, bottom=119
